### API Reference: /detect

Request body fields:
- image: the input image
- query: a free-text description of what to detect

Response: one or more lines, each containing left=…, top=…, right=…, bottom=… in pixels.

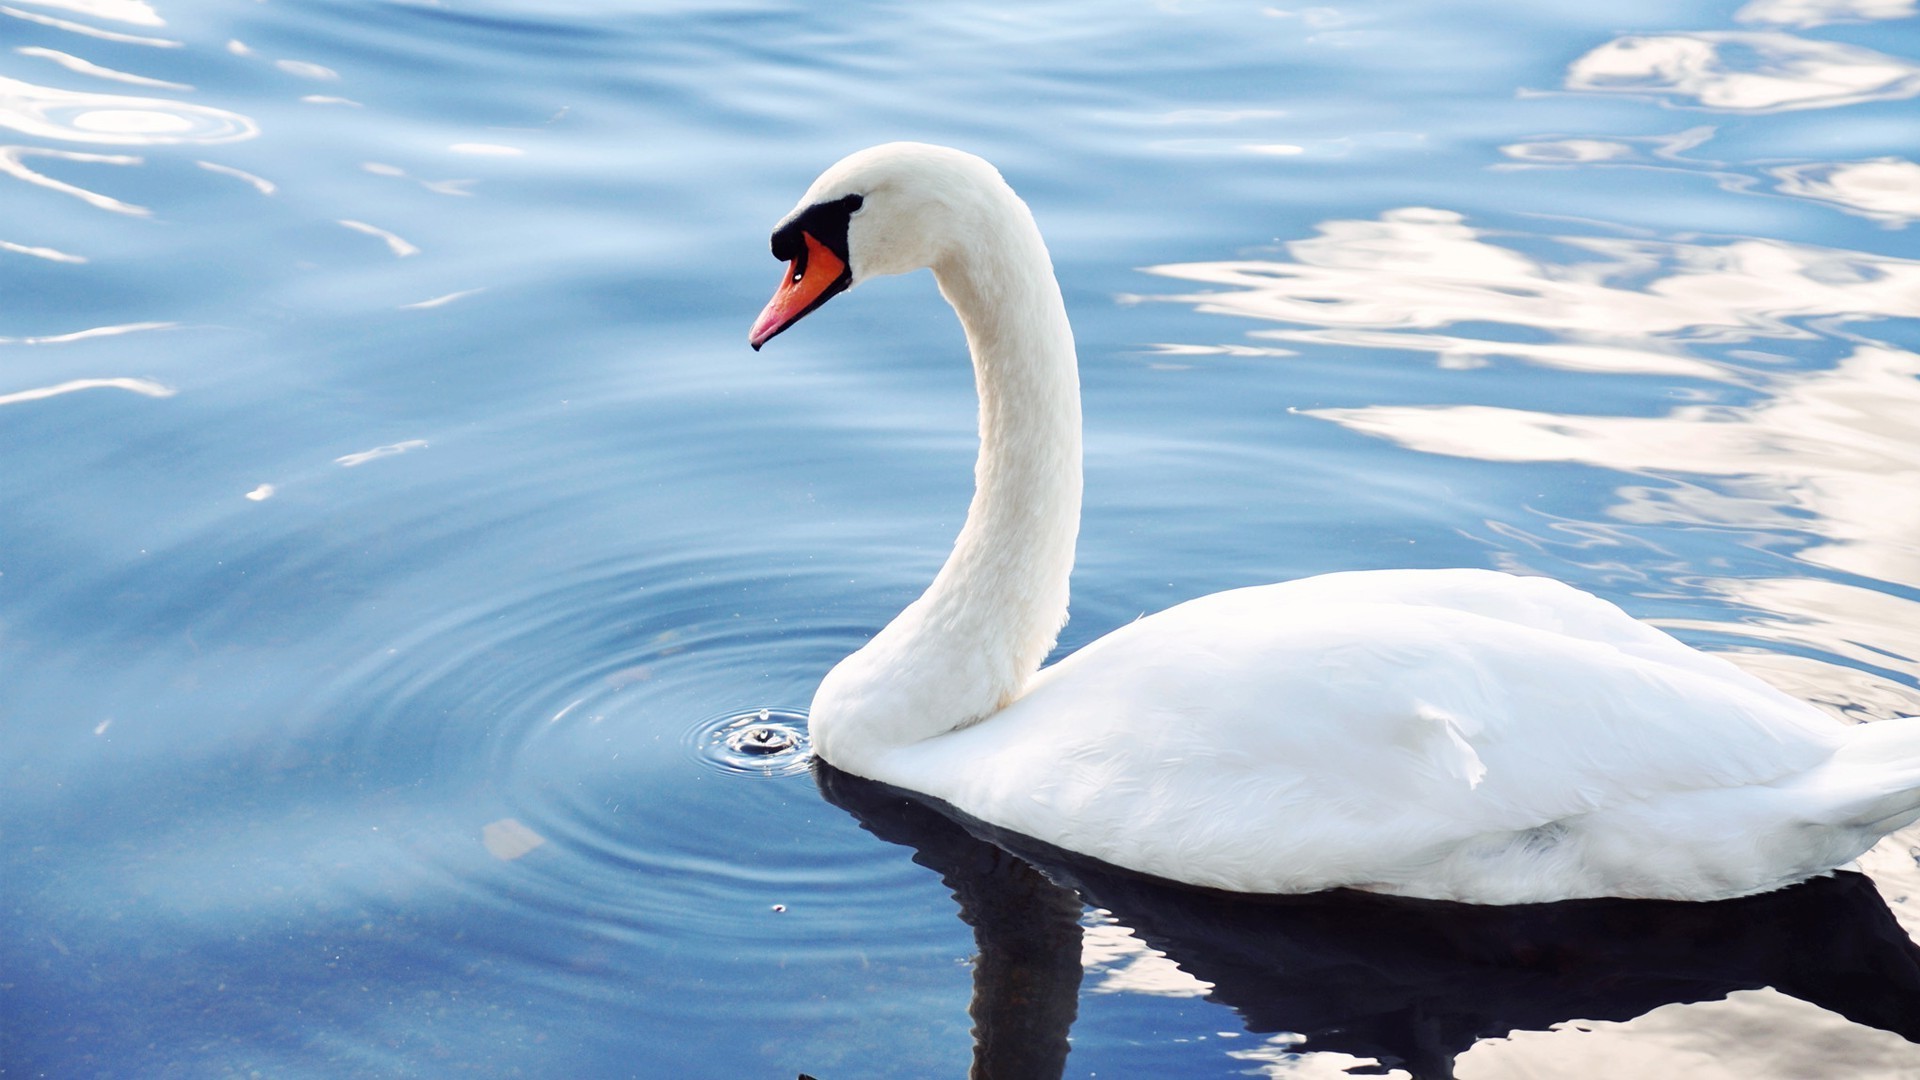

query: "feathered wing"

left=885, top=569, right=1885, bottom=901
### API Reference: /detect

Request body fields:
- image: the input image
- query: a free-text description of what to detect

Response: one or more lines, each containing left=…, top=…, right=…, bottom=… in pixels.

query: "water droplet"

left=689, top=707, right=812, bottom=778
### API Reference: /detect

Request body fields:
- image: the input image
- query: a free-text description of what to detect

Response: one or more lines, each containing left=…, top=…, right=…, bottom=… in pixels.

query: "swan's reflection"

left=816, top=761, right=1920, bottom=1079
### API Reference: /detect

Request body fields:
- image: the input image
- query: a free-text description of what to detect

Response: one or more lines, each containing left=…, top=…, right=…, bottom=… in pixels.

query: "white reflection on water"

left=1230, top=1036, right=1398, bottom=1080
left=1773, top=158, right=1920, bottom=226
left=1458, top=989, right=1920, bottom=1080
left=1737, top=0, right=1918, bottom=27
left=16, top=46, right=191, bottom=90
left=195, top=158, right=273, bottom=194
left=1565, top=31, right=1920, bottom=112
left=11, top=0, right=164, bottom=26
left=338, top=218, right=421, bottom=257
left=1310, top=345, right=1920, bottom=589
left=1139, top=208, right=1920, bottom=377
left=0, top=375, right=174, bottom=406
left=0, top=319, right=173, bottom=343
left=336, top=439, right=429, bottom=467
left=448, top=142, right=523, bottom=157
left=274, top=58, right=339, bottom=81
left=0, top=144, right=146, bottom=214
left=0, top=75, right=256, bottom=144
left=1080, top=909, right=1213, bottom=998
left=1668, top=577, right=1920, bottom=680
left=1499, top=126, right=1716, bottom=166
left=0, top=237, right=83, bottom=262
left=0, top=5, right=179, bottom=47
left=400, top=288, right=485, bottom=310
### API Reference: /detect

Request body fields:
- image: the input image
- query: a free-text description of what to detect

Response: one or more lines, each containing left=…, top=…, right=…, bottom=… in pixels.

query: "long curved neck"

left=812, top=197, right=1082, bottom=766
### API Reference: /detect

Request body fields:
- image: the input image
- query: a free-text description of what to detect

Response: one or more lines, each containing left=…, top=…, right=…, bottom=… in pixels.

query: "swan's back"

left=881, top=569, right=1868, bottom=902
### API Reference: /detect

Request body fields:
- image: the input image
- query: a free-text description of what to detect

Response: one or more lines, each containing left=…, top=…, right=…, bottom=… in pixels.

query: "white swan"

left=749, top=142, right=1920, bottom=903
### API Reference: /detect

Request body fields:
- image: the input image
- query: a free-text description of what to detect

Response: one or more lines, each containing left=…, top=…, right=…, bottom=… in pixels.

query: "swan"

left=748, top=141, right=1920, bottom=903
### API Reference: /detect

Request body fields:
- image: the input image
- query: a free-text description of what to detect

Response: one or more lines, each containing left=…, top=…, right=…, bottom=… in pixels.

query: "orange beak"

left=749, top=231, right=850, bottom=350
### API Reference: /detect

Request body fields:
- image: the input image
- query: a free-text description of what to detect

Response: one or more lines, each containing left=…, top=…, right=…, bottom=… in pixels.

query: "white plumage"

left=751, top=142, right=1920, bottom=903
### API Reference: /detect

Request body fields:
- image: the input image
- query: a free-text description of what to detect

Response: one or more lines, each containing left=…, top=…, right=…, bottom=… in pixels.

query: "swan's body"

left=751, top=142, right=1920, bottom=903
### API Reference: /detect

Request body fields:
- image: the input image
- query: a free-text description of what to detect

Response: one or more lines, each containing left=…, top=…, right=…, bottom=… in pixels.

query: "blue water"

left=3, top=1, right=1919, bottom=1076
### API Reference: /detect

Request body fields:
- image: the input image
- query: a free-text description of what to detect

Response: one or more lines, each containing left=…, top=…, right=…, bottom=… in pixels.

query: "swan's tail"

left=1817, top=717, right=1920, bottom=834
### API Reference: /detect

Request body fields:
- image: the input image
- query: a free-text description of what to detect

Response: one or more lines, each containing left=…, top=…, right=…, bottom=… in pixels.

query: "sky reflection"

left=1772, top=157, right=1920, bottom=225
left=1307, top=343, right=1920, bottom=592
left=1736, top=0, right=1918, bottom=28
left=1565, top=31, right=1920, bottom=112
left=1140, top=208, right=1920, bottom=377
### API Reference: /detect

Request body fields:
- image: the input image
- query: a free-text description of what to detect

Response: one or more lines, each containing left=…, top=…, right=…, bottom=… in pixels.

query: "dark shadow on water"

left=813, top=761, right=1920, bottom=1080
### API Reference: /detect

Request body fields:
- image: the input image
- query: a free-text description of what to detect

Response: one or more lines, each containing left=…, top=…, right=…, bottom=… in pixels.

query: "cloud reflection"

left=1736, top=0, right=1918, bottom=27
left=1308, top=344, right=1920, bottom=590
left=1773, top=158, right=1920, bottom=226
left=1139, top=207, right=1920, bottom=378
left=0, top=5, right=179, bottom=47
left=1081, top=910, right=1213, bottom=998
left=1565, top=31, right=1920, bottom=112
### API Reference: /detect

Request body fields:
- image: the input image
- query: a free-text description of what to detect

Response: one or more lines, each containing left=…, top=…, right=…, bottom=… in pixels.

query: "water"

left=1, top=1, right=1917, bottom=1076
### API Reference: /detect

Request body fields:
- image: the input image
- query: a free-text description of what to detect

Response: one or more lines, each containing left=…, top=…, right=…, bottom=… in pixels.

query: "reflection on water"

left=0, top=374, right=172, bottom=405
left=1565, top=31, right=1920, bottom=112
left=819, top=765, right=1920, bottom=1080
left=1307, top=344, right=1920, bottom=591
left=17, top=44, right=191, bottom=89
left=1773, top=157, right=1920, bottom=226
left=0, top=74, right=255, bottom=143
left=1140, top=208, right=1920, bottom=376
left=1736, top=0, right=1918, bottom=28
left=2, top=4, right=182, bottom=47
left=15, top=0, right=166, bottom=27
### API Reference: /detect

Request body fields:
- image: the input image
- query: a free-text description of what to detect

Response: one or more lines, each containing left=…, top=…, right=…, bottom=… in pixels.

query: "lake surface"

left=3, top=1, right=1919, bottom=1076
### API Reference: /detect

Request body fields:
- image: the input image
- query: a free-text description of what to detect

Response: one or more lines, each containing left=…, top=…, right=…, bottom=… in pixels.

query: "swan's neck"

left=812, top=202, right=1082, bottom=767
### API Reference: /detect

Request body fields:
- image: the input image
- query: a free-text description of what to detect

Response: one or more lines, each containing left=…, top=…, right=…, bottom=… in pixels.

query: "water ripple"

left=290, top=556, right=946, bottom=956
left=689, top=707, right=814, bottom=777
left=0, top=74, right=257, bottom=144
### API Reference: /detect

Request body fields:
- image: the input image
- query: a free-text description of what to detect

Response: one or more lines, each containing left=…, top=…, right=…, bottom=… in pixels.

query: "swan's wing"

left=886, top=570, right=1845, bottom=896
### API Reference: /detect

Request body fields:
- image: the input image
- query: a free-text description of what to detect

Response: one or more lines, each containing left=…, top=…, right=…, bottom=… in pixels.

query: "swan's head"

left=749, top=142, right=1008, bottom=349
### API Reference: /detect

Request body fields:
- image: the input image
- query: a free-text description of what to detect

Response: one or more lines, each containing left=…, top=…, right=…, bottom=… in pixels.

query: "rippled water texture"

left=2, top=1, right=1918, bottom=1077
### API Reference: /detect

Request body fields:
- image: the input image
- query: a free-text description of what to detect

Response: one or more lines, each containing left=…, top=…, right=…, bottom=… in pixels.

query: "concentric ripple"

left=690, top=707, right=814, bottom=777
left=287, top=552, right=964, bottom=966
left=0, top=75, right=258, bottom=144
